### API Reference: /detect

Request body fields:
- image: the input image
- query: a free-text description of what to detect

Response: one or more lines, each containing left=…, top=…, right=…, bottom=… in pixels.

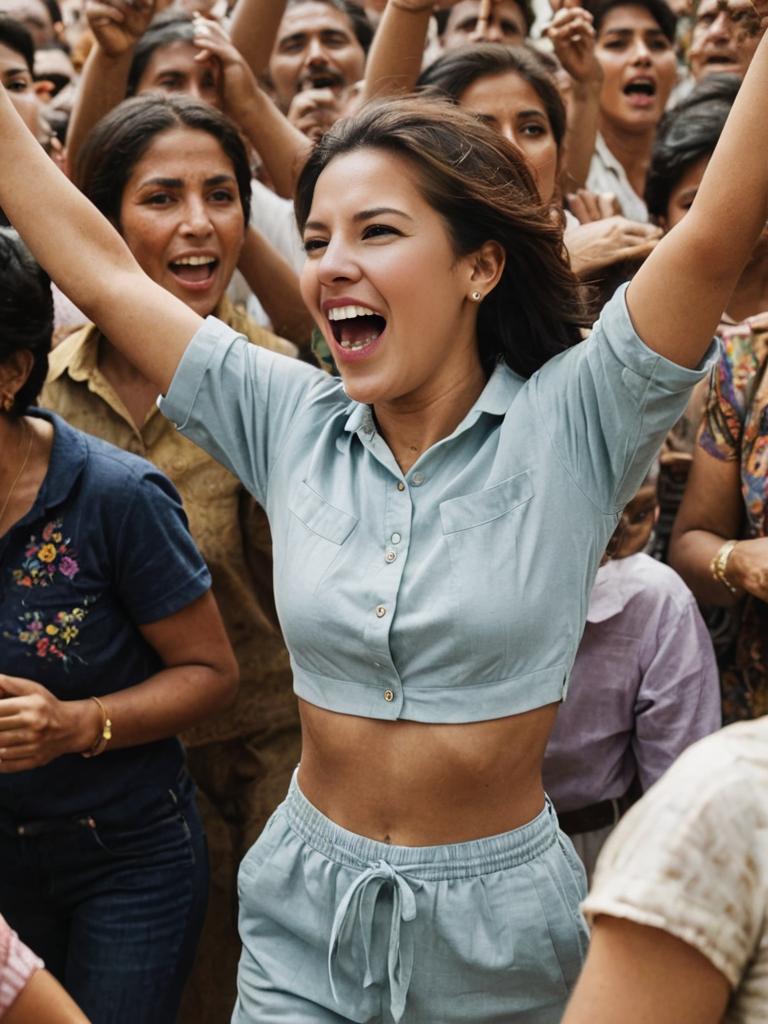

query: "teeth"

left=339, top=336, right=378, bottom=349
left=327, top=305, right=378, bottom=321
left=173, top=255, right=216, bottom=266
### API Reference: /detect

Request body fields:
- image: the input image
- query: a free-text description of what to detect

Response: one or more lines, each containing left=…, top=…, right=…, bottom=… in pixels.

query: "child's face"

left=612, top=484, right=659, bottom=558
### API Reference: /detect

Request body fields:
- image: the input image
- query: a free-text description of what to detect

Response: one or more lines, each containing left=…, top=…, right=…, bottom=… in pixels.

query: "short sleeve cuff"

left=0, top=928, right=43, bottom=1014
left=698, top=426, right=738, bottom=462
left=583, top=883, right=743, bottom=988
left=132, top=564, right=212, bottom=625
left=158, top=316, right=245, bottom=431
left=598, top=283, right=720, bottom=392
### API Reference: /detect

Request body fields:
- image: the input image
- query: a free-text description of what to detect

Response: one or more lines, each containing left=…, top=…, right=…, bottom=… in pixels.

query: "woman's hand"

left=726, top=538, right=768, bottom=601
left=567, top=188, right=621, bottom=222
left=565, top=215, right=661, bottom=277
left=192, top=15, right=260, bottom=123
left=85, top=0, right=158, bottom=58
left=546, top=0, right=601, bottom=86
left=0, top=676, right=99, bottom=771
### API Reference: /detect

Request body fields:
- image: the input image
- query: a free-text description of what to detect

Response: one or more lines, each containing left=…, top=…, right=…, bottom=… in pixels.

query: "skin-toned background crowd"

left=0, top=0, right=767, bottom=1020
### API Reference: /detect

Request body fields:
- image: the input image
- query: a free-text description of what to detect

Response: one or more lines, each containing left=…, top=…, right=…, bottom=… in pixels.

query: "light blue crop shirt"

left=159, top=285, right=715, bottom=724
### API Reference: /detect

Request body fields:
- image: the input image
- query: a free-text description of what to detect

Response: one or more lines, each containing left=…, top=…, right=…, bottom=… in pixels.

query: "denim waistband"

left=0, top=765, right=195, bottom=836
left=285, top=771, right=558, bottom=881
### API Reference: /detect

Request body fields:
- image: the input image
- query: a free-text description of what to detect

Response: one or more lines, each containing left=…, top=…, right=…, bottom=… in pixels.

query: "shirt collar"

left=586, top=559, right=629, bottom=623
left=46, top=323, right=99, bottom=384
left=342, top=361, right=521, bottom=436
left=26, top=409, right=88, bottom=516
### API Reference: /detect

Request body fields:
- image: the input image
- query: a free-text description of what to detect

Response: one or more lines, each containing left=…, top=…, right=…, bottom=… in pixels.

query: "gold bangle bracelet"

left=710, top=539, right=739, bottom=595
left=81, top=696, right=113, bottom=758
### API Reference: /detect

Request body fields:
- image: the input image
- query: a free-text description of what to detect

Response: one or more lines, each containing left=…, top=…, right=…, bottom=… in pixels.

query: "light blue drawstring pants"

left=232, top=773, right=588, bottom=1023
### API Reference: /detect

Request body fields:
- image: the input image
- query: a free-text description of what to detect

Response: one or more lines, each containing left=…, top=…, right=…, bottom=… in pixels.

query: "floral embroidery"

left=12, top=518, right=80, bottom=588
left=4, top=602, right=93, bottom=670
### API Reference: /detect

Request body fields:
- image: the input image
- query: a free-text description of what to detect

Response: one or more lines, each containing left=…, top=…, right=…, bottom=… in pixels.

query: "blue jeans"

left=0, top=769, right=208, bottom=1024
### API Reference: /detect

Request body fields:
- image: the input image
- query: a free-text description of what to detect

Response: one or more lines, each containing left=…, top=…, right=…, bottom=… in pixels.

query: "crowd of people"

left=0, top=0, right=766, bottom=1020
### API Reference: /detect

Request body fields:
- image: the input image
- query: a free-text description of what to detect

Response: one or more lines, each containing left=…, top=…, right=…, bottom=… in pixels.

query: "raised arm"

left=238, top=226, right=314, bottom=348
left=362, top=0, right=432, bottom=100
left=626, top=10, right=768, bottom=368
left=546, top=0, right=603, bottom=194
left=362, top=0, right=434, bottom=99
left=0, top=83, right=200, bottom=393
left=229, top=0, right=287, bottom=78
left=66, top=0, right=158, bottom=171
left=192, top=16, right=311, bottom=197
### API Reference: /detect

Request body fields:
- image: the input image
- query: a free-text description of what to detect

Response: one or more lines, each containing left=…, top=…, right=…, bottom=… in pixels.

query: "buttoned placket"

left=353, top=423, right=416, bottom=719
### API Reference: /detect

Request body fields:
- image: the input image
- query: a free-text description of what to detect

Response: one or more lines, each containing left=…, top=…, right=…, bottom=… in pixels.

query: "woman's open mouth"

left=168, top=255, right=219, bottom=290
left=327, top=304, right=387, bottom=359
left=623, top=78, right=657, bottom=108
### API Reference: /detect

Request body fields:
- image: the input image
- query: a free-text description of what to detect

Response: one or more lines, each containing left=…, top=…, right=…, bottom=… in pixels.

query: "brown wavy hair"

left=294, top=97, right=586, bottom=378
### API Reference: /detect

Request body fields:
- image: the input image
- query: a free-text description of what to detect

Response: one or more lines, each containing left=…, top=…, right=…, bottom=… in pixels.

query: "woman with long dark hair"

left=1, top=17, right=765, bottom=1012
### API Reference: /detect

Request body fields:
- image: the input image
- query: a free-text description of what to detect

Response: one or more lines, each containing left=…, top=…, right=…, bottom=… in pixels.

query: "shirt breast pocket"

left=439, top=472, right=534, bottom=648
left=284, top=480, right=359, bottom=594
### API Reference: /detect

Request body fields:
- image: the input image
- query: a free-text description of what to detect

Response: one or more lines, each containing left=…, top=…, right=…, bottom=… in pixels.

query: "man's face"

left=441, top=0, right=528, bottom=49
left=0, top=40, right=42, bottom=137
left=688, top=0, right=763, bottom=79
left=612, top=484, right=659, bottom=557
left=0, top=0, right=54, bottom=48
left=269, top=1, right=366, bottom=111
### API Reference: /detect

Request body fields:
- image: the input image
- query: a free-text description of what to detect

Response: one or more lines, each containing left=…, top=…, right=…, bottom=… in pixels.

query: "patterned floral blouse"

left=699, top=317, right=768, bottom=722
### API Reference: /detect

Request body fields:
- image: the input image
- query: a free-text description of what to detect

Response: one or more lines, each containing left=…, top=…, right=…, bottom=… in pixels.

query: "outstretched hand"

left=85, top=0, right=160, bottom=57
left=0, top=675, right=95, bottom=772
left=545, top=0, right=602, bottom=85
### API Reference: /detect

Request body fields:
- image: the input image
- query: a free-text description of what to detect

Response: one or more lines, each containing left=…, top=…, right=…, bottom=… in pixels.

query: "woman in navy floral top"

left=0, top=228, right=238, bottom=1022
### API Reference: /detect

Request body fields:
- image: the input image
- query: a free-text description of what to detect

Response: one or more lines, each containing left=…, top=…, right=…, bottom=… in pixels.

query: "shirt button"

left=376, top=605, right=387, bottom=618
left=391, top=532, right=401, bottom=544
left=384, top=689, right=395, bottom=702
left=412, top=473, right=424, bottom=486
left=385, top=550, right=396, bottom=563
left=396, top=481, right=406, bottom=492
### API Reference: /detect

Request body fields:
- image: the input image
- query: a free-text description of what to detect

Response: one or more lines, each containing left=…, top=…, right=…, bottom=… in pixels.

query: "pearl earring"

left=1, top=393, right=14, bottom=413
left=471, top=290, right=482, bottom=302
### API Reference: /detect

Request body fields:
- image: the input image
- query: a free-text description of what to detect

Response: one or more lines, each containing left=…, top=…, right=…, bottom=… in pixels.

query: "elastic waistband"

left=284, top=772, right=558, bottom=881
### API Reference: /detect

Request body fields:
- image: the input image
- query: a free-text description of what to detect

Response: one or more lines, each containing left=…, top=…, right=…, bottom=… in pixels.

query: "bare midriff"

left=297, top=699, right=560, bottom=846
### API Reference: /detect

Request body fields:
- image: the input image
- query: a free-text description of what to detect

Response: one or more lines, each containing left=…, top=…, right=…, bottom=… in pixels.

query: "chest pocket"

left=439, top=471, right=533, bottom=535
left=439, top=471, right=535, bottom=652
left=284, top=480, right=359, bottom=594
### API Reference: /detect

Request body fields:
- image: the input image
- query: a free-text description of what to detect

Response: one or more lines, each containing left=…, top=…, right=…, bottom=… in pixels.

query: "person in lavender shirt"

left=543, top=464, right=722, bottom=879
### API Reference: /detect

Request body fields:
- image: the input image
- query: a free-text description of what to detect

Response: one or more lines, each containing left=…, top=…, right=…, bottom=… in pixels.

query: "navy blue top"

left=0, top=410, right=211, bottom=820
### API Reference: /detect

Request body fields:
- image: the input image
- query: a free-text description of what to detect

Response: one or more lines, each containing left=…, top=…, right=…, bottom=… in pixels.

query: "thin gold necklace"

left=0, top=420, right=33, bottom=534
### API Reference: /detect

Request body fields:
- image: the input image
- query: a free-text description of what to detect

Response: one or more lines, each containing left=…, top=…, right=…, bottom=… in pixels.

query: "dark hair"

left=417, top=43, right=567, bottom=153
left=0, top=228, right=52, bottom=416
left=645, top=73, right=739, bottom=218
left=286, top=0, right=373, bottom=52
left=295, top=97, right=585, bottom=378
left=586, top=0, right=677, bottom=41
left=126, top=11, right=195, bottom=96
left=74, top=94, right=252, bottom=228
left=434, top=0, right=536, bottom=38
left=0, top=16, right=34, bottom=72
